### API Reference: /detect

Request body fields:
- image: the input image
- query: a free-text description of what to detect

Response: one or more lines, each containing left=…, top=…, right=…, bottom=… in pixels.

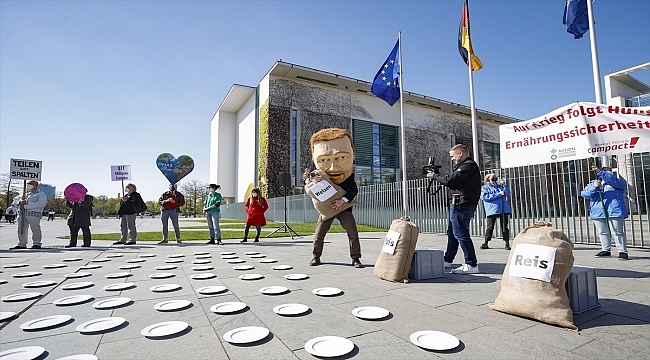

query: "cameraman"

left=426, top=144, right=482, bottom=274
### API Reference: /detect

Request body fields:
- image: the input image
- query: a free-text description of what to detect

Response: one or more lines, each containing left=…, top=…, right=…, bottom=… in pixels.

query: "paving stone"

left=579, top=313, right=650, bottom=353
left=515, top=323, right=595, bottom=351
left=436, top=302, right=537, bottom=333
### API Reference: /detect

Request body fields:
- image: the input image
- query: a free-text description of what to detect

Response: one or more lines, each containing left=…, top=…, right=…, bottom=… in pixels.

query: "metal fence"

left=221, top=153, right=650, bottom=249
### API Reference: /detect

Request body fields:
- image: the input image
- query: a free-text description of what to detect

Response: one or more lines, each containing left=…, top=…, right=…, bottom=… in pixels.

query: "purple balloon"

left=64, top=183, right=87, bottom=202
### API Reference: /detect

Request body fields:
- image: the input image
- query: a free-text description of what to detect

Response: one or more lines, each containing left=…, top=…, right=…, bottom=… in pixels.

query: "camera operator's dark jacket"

left=434, top=157, right=481, bottom=206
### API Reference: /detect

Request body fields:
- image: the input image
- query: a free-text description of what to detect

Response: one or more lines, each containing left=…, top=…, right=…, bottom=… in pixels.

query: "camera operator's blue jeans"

left=444, top=204, right=478, bottom=267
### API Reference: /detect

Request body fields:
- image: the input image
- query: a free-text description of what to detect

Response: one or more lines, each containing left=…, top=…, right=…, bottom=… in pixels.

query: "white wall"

left=259, top=73, right=270, bottom=106
left=211, top=111, right=237, bottom=198
left=236, top=94, right=257, bottom=202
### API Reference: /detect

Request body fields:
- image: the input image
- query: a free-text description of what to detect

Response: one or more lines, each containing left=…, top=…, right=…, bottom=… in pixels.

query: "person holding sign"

left=242, top=188, right=268, bottom=243
left=480, top=173, right=512, bottom=250
left=114, top=183, right=144, bottom=245
left=158, top=183, right=185, bottom=244
left=203, top=184, right=223, bottom=245
left=580, top=165, right=629, bottom=260
left=10, top=180, right=47, bottom=250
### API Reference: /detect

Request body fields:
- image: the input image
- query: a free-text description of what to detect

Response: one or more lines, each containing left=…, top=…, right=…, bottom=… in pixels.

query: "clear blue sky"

left=1, top=0, right=648, bottom=202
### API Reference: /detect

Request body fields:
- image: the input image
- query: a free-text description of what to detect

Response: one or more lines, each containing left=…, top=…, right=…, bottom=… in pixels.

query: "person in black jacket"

left=427, top=144, right=482, bottom=274
left=114, top=183, right=142, bottom=245
left=65, top=195, right=94, bottom=248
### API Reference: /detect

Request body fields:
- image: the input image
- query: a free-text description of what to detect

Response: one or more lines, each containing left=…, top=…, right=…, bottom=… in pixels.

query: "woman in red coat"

left=242, top=188, right=268, bottom=243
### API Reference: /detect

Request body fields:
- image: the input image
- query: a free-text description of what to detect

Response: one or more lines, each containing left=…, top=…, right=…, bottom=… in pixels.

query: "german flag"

left=458, top=0, right=483, bottom=71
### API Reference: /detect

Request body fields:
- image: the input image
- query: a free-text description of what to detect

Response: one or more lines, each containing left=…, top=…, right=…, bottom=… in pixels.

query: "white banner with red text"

left=499, top=102, right=650, bottom=168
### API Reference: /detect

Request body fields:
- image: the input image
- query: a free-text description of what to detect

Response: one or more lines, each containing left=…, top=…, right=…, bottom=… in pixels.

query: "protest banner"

left=10, top=158, right=42, bottom=181
left=111, top=165, right=131, bottom=197
left=499, top=102, right=650, bottom=168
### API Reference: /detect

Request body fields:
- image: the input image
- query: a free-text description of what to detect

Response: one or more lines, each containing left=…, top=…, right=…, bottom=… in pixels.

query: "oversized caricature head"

left=310, top=128, right=355, bottom=184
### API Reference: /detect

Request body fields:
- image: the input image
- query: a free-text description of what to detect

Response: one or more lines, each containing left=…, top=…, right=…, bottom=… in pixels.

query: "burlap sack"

left=374, top=216, right=419, bottom=283
left=490, top=221, right=576, bottom=330
left=305, top=170, right=357, bottom=221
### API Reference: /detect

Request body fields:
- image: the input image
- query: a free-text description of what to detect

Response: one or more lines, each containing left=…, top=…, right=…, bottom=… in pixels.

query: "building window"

left=484, top=141, right=500, bottom=170
left=352, top=120, right=399, bottom=186
left=290, top=109, right=298, bottom=186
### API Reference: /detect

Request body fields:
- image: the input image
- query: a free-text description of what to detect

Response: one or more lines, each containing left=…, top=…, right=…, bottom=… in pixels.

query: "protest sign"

left=111, top=165, right=131, bottom=181
left=10, top=158, right=42, bottom=181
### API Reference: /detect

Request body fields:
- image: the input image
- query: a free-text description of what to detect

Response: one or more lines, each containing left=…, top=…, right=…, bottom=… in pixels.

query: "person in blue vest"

left=580, top=165, right=629, bottom=260
left=480, top=173, right=512, bottom=250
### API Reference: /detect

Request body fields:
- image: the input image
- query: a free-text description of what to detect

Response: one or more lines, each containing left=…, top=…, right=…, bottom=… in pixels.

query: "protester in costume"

left=114, top=183, right=143, bottom=245
left=10, top=180, right=48, bottom=250
left=480, top=173, right=512, bottom=250
left=158, top=183, right=185, bottom=244
left=242, top=188, right=268, bottom=243
left=204, top=184, right=223, bottom=245
left=65, top=194, right=94, bottom=248
left=308, top=128, right=363, bottom=268
left=580, top=165, right=629, bottom=260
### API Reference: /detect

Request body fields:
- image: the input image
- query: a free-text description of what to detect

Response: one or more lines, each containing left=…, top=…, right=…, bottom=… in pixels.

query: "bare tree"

left=179, top=180, right=208, bottom=217
left=0, top=173, right=22, bottom=209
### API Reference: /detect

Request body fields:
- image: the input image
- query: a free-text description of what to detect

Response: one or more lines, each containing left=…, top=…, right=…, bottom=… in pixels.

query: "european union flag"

left=371, top=40, right=400, bottom=106
left=563, top=0, right=589, bottom=39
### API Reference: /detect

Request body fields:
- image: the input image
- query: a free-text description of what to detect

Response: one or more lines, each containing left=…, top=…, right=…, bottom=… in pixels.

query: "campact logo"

left=550, top=148, right=557, bottom=160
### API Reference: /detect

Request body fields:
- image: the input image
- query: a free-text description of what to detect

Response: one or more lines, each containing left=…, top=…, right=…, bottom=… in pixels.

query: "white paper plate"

left=273, top=303, right=310, bottom=316
left=221, top=255, right=238, bottom=259
left=150, top=284, right=181, bottom=292
left=259, top=286, right=289, bottom=295
left=106, top=253, right=124, bottom=258
left=197, top=286, right=228, bottom=295
left=249, top=254, right=266, bottom=258
left=210, top=302, right=247, bottom=314
left=3, top=263, right=29, bottom=268
left=118, top=265, right=141, bottom=270
left=105, top=272, right=132, bottom=279
left=89, top=258, right=110, bottom=263
left=239, top=274, right=264, bottom=280
left=65, top=272, right=92, bottom=279
left=409, top=330, right=460, bottom=351
left=1, top=292, right=42, bottom=302
left=78, top=265, right=102, bottom=270
left=141, top=321, right=188, bottom=338
left=55, top=354, right=98, bottom=360
left=103, top=282, right=135, bottom=291
left=195, top=254, right=211, bottom=259
left=233, top=265, right=254, bottom=271
left=23, top=280, right=58, bottom=288
left=138, top=253, right=156, bottom=258
left=259, top=259, right=277, bottom=263
left=227, top=259, right=245, bottom=264
left=191, top=266, right=214, bottom=271
left=0, top=346, right=45, bottom=360
left=92, top=297, right=131, bottom=309
left=352, top=306, right=390, bottom=320
left=154, top=300, right=192, bottom=312
left=271, top=265, right=292, bottom=270
left=244, top=251, right=260, bottom=255
left=312, top=287, right=342, bottom=296
left=165, top=259, right=184, bottom=263
left=223, top=326, right=269, bottom=344
left=190, top=273, right=216, bottom=280
left=126, top=258, right=146, bottom=263
left=284, top=274, right=309, bottom=280
left=43, top=263, right=67, bottom=269
left=20, top=314, right=72, bottom=330
left=0, top=311, right=17, bottom=322
left=12, top=272, right=42, bottom=278
left=76, top=317, right=125, bottom=333
left=149, top=273, right=176, bottom=279
left=220, top=251, right=236, bottom=255
left=304, top=336, right=354, bottom=357
left=155, top=265, right=177, bottom=270
left=62, top=258, right=83, bottom=262
left=192, top=259, right=211, bottom=264
left=53, top=294, right=94, bottom=306
left=193, top=251, right=210, bottom=255
left=62, top=282, right=94, bottom=290
left=0, top=279, right=7, bottom=285
left=167, top=254, right=185, bottom=258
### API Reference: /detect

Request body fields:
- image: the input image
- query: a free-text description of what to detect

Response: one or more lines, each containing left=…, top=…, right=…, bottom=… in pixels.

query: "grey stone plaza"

left=0, top=218, right=648, bottom=359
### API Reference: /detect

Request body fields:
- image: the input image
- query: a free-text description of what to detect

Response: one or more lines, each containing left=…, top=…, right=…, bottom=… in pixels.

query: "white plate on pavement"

left=92, top=297, right=131, bottom=309
left=193, top=251, right=209, bottom=255
left=62, top=282, right=94, bottom=290
left=12, top=272, right=41, bottom=278
left=149, top=273, right=175, bottom=279
left=223, top=326, right=269, bottom=344
left=197, top=286, right=228, bottom=295
left=271, top=265, right=292, bottom=270
left=138, top=253, right=156, bottom=258
left=43, top=264, right=67, bottom=269
left=55, top=354, right=98, bottom=360
left=233, top=265, right=254, bottom=271
left=23, top=280, right=57, bottom=288
left=190, top=273, right=216, bottom=280
left=259, top=259, right=277, bottom=263
left=352, top=306, right=390, bottom=320
left=0, top=279, right=6, bottom=285
left=62, top=258, right=83, bottom=262
left=89, top=258, right=110, bottom=263
left=0, top=346, right=45, bottom=360
left=65, top=272, right=92, bottom=279
left=155, top=265, right=177, bottom=270
left=3, top=263, right=29, bottom=268
left=210, top=302, right=247, bottom=314
left=312, top=287, right=342, bottom=296
left=273, top=303, right=310, bottom=316
left=150, top=284, right=181, bottom=292
left=239, top=274, right=264, bottom=280
left=167, top=254, right=185, bottom=258
left=106, top=254, right=124, bottom=258
left=195, top=254, right=211, bottom=259
left=105, top=272, right=132, bottom=279
left=221, top=255, right=238, bottom=259
left=0, top=312, right=17, bottom=322
left=103, top=283, right=135, bottom=291
left=284, top=274, right=309, bottom=280
left=118, top=265, right=141, bottom=270
left=20, top=315, right=72, bottom=330
left=78, top=265, right=101, bottom=270
left=220, top=252, right=236, bottom=255
left=53, top=295, right=94, bottom=306
left=126, top=259, right=146, bottom=263
left=154, top=300, right=192, bottom=311
left=227, top=259, right=245, bottom=264
left=191, top=266, right=213, bottom=271
left=259, top=286, right=289, bottom=295
left=304, top=336, right=354, bottom=357
left=165, top=259, right=184, bottom=263
left=192, top=260, right=211, bottom=264
left=409, top=330, right=460, bottom=351
left=141, top=321, right=188, bottom=338
left=244, top=251, right=260, bottom=255
left=1, top=292, right=42, bottom=302
left=76, top=317, right=125, bottom=333
left=249, top=254, right=266, bottom=258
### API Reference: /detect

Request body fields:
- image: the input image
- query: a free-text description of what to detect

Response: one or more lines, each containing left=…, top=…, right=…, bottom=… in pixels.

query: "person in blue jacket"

left=580, top=165, right=629, bottom=260
left=480, top=173, right=512, bottom=250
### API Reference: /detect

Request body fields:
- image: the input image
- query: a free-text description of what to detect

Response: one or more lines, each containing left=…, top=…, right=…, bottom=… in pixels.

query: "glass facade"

left=483, top=141, right=500, bottom=170
left=290, top=109, right=298, bottom=186
left=352, top=120, right=399, bottom=186
left=626, top=93, right=650, bottom=107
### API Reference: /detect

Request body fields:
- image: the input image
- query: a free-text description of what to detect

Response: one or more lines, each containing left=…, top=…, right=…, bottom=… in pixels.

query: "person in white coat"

left=10, top=180, right=48, bottom=250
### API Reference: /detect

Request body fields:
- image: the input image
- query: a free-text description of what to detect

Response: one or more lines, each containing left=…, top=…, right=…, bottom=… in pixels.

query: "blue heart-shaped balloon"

left=156, top=153, right=194, bottom=185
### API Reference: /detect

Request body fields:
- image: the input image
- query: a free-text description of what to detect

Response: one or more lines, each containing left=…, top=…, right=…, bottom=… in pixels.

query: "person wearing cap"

left=10, top=180, right=48, bottom=250
left=158, top=183, right=185, bottom=244
left=203, top=184, right=223, bottom=245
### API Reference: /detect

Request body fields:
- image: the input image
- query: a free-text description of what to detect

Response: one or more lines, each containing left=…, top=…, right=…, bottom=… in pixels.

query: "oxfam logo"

left=550, top=148, right=558, bottom=160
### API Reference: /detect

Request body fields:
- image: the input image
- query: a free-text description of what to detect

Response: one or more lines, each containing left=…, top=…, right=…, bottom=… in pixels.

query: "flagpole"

left=398, top=31, right=407, bottom=215
left=586, top=0, right=608, bottom=167
left=467, top=51, right=480, bottom=168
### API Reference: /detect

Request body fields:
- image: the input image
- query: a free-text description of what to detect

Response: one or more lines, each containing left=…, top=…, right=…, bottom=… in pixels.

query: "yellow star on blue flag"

left=371, top=40, right=400, bottom=106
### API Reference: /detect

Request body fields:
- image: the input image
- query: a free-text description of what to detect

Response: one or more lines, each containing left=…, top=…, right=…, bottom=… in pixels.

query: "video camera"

left=421, top=156, right=442, bottom=175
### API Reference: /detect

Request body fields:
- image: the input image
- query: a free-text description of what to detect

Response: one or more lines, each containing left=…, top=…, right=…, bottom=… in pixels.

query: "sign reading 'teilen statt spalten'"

left=10, top=158, right=42, bottom=181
